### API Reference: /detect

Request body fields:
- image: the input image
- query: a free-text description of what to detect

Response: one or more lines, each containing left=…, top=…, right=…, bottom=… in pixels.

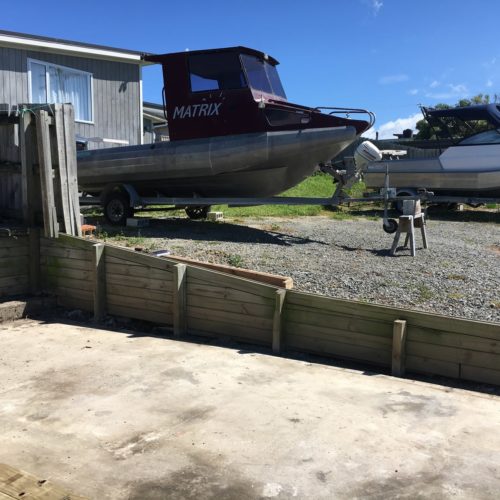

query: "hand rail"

left=313, top=106, right=376, bottom=128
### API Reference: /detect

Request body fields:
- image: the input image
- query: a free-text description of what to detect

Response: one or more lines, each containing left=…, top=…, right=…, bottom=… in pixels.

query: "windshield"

left=240, top=54, right=286, bottom=99
left=459, top=128, right=500, bottom=145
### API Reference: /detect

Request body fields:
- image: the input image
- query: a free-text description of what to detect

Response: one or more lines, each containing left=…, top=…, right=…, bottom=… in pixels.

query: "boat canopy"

left=140, top=46, right=372, bottom=141
left=424, top=104, right=500, bottom=127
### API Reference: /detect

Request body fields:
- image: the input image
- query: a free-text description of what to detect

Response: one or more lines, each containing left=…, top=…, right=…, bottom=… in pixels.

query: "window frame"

left=27, top=57, right=94, bottom=124
left=188, top=53, right=248, bottom=94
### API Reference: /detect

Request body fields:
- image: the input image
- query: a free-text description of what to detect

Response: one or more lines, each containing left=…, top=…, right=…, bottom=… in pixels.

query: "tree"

left=415, top=93, right=496, bottom=140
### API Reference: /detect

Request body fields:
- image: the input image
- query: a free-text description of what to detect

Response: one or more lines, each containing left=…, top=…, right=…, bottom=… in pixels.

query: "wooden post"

left=28, top=227, right=40, bottom=294
left=62, top=104, right=82, bottom=237
left=54, top=104, right=73, bottom=235
left=92, top=243, right=106, bottom=321
left=173, top=263, right=187, bottom=337
left=392, top=319, right=407, bottom=377
left=36, top=110, right=58, bottom=238
left=272, top=289, right=286, bottom=353
left=19, top=111, right=34, bottom=226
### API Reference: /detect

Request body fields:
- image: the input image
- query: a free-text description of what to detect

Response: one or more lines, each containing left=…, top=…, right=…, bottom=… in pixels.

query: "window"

left=459, top=128, right=500, bottom=145
left=241, top=54, right=286, bottom=99
left=189, top=52, right=247, bottom=92
left=28, top=59, right=93, bottom=122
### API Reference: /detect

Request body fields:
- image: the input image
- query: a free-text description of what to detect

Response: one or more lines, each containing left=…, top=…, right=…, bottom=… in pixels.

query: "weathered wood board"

left=0, top=463, right=86, bottom=500
left=0, top=236, right=29, bottom=297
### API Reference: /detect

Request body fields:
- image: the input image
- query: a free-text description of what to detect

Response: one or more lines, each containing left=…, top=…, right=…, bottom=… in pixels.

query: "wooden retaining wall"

left=11, top=233, right=500, bottom=387
left=0, top=166, right=22, bottom=216
left=0, top=234, right=32, bottom=297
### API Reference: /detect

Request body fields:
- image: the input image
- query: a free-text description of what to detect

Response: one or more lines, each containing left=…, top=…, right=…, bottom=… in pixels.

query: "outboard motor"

left=354, top=141, right=382, bottom=172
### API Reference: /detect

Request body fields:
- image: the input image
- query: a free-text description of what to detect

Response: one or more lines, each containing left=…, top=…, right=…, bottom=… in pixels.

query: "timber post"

left=392, top=319, right=407, bottom=377
left=272, top=289, right=286, bottom=353
left=173, top=263, right=187, bottom=337
left=92, top=243, right=106, bottom=321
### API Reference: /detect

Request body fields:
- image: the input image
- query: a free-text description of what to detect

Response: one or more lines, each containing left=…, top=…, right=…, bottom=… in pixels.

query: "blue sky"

left=4, top=0, right=500, bottom=137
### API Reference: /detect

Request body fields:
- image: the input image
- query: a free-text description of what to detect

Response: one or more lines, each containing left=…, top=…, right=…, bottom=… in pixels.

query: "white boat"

left=360, top=104, right=500, bottom=198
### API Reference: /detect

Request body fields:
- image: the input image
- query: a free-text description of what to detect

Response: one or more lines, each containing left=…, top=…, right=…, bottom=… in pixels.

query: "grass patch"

left=227, top=254, right=244, bottom=268
left=98, top=229, right=153, bottom=250
left=83, top=175, right=371, bottom=220
left=213, top=173, right=339, bottom=217
left=415, top=284, right=435, bottom=301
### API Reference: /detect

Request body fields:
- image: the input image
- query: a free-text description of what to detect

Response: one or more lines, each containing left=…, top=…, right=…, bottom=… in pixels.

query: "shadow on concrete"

left=32, top=309, right=500, bottom=398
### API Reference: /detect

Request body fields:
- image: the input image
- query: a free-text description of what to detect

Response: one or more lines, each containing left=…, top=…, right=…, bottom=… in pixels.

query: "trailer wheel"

left=383, top=218, right=398, bottom=234
left=185, top=206, right=210, bottom=220
left=104, top=192, right=133, bottom=225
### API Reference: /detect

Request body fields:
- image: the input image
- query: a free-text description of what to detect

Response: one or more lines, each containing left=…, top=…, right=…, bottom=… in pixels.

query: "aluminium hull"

left=364, top=158, right=500, bottom=197
left=77, top=127, right=358, bottom=198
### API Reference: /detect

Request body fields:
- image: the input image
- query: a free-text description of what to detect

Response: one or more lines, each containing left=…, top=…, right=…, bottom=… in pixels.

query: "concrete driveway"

left=0, top=318, right=499, bottom=499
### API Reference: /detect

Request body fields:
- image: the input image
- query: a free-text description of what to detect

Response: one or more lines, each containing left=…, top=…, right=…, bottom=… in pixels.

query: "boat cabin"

left=144, top=47, right=370, bottom=141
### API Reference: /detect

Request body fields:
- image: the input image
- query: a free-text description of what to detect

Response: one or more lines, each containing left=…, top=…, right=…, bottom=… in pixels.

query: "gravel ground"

left=103, top=212, right=500, bottom=323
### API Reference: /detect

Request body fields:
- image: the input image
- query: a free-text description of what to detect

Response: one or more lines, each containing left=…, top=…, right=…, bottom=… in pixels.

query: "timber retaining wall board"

left=0, top=235, right=30, bottom=296
left=185, top=264, right=276, bottom=344
left=105, top=245, right=174, bottom=325
left=33, top=234, right=500, bottom=387
left=40, top=236, right=93, bottom=311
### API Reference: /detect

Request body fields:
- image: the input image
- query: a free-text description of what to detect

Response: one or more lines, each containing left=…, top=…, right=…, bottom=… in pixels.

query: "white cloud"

left=448, top=83, right=467, bottom=94
left=372, top=0, right=383, bottom=15
left=362, top=0, right=383, bottom=16
left=378, top=74, right=409, bottom=85
left=486, top=79, right=493, bottom=88
left=408, top=88, right=419, bottom=95
left=482, top=57, right=497, bottom=68
left=426, top=83, right=468, bottom=100
left=429, top=80, right=440, bottom=88
left=364, top=112, right=422, bottom=140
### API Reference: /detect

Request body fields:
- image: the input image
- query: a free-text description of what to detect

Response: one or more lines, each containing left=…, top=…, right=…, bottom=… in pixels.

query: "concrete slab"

left=0, top=318, right=499, bottom=499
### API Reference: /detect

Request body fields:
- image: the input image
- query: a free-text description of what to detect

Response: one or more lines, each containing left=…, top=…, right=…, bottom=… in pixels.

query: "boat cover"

left=425, top=104, right=500, bottom=127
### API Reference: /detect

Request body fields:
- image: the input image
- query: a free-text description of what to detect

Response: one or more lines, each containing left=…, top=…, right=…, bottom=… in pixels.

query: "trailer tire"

left=104, top=192, right=133, bottom=225
left=383, top=218, right=398, bottom=234
left=185, top=206, right=210, bottom=220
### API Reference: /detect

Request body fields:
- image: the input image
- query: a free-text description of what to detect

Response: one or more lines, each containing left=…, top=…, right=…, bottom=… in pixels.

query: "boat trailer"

left=79, top=159, right=476, bottom=234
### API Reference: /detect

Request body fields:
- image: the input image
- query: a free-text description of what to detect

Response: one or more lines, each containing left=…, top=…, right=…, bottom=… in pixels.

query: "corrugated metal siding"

left=0, top=46, right=141, bottom=152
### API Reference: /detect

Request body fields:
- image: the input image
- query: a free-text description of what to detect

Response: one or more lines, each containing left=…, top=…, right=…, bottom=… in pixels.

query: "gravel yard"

left=101, top=212, right=500, bottom=323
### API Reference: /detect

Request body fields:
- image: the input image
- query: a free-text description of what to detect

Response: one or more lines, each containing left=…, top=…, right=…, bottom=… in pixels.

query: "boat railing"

left=314, top=107, right=376, bottom=128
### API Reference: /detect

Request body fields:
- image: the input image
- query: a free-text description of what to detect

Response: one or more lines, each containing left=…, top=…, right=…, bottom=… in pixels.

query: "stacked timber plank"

left=34, top=104, right=81, bottom=237
left=0, top=104, right=81, bottom=237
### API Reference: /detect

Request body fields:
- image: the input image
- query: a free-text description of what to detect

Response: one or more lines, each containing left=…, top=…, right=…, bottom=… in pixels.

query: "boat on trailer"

left=77, top=46, right=374, bottom=223
left=360, top=104, right=500, bottom=199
